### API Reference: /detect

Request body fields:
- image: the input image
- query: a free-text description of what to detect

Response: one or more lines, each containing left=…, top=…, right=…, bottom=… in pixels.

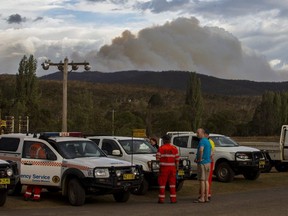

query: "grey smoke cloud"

left=7, top=14, right=26, bottom=24
left=94, top=17, right=277, bottom=81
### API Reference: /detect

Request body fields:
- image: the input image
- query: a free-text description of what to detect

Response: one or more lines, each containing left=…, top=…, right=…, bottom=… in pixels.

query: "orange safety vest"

left=156, top=144, right=179, bottom=167
left=30, top=143, right=46, bottom=159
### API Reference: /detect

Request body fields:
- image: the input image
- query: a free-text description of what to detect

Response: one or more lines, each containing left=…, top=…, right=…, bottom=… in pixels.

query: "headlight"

left=131, top=167, right=139, bottom=175
left=6, top=168, right=13, bottom=177
left=151, top=161, right=160, bottom=170
left=116, top=170, right=122, bottom=177
left=182, top=160, right=188, bottom=166
left=236, top=152, right=251, bottom=160
left=94, top=168, right=110, bottom=178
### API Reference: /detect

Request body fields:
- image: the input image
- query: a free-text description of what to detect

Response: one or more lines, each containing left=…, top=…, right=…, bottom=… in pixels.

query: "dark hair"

left=150, top=137, right=157, bottom=144
left=204, top=129, right=210, bottom=135
left=161, top=134, right=171, bottom=142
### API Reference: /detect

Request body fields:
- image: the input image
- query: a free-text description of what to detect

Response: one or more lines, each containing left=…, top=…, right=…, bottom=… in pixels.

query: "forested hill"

left=40, top=71, right=288, bottom=96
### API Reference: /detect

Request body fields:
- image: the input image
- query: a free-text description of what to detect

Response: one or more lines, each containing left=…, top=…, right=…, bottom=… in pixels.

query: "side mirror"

left=112, top=150, right=121, bottom=156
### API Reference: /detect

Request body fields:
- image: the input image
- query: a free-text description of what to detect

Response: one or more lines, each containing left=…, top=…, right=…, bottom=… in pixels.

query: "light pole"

left=42, top=57, right=91, bottom=132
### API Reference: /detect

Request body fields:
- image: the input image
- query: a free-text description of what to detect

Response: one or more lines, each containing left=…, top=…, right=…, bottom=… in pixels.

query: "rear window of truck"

left=0, top=137, right=20, bottom=152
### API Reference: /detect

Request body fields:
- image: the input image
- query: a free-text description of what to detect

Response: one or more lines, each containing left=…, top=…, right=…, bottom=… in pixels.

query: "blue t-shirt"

left=196, top=137, right=211, bottom=164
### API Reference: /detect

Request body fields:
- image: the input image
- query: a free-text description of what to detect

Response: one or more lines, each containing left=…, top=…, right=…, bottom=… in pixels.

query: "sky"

left=0, top=0, right=288, bottom=81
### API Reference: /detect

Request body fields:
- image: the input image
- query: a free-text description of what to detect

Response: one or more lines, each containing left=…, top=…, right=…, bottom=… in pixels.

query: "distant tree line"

left=0, top=55, right=287, bottom=137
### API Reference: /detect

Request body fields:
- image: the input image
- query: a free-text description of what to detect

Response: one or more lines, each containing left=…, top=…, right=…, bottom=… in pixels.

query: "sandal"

left=193, top=199, right=205, bottom=203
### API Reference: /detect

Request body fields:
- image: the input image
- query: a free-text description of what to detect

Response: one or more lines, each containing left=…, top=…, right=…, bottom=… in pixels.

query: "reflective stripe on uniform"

left=25, top=192, right=32, bottom=195
left=159, top=186, right=165, bottom=189
left=158, top=195, right=165, bottom=198
left=170, top=195, right=176, bottom=198
left=34, top=194, right=40, bottom=198
left=159, top=162, right=176, bottom=166
left=169, top=185, right=176, bottom=188
left=160, top=154, right=177, bottom=158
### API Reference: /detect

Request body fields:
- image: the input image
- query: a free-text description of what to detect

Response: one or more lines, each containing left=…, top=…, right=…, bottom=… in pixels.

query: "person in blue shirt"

left=194, top=128, right=211, bottom=203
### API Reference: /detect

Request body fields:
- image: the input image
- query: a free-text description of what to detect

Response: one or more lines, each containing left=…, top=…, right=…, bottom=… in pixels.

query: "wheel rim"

left=219, top=167, right=228, bottom=179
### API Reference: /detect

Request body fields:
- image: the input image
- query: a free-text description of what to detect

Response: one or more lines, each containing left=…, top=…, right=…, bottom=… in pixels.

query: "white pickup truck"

left=240, top=125, right=288, bottom=172
left=169, top=132, right=267, bottom=182
left=0, top=133, right=143, bottom=206
left=87, top=136, right=191, bottom=194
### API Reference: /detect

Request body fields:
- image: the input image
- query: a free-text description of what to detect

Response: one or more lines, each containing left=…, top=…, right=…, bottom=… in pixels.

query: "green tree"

left=184, top=72, right=203, bottom=130
left=14, top=55, right=40, bottom=132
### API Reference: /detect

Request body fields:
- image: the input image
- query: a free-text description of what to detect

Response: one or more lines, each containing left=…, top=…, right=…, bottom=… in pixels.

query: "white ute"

left=169, top=132, right=266, bottom=182
left=88, top=136, right=191, bottom=194
left=0, top=132, right=143, bottom=206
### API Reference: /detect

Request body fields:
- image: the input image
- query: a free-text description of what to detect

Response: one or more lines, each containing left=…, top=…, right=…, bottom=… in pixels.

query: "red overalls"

left=24, top=143, right=46, bottom=201
left=156, top=143, right=179, bottom=203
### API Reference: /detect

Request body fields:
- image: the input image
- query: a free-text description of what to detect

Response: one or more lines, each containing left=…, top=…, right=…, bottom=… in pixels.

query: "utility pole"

left=42, top=57, right=91, bottom=132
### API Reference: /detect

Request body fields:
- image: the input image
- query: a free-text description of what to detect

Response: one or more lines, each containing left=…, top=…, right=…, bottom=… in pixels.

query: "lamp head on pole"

left=41, top=60, right=50, bottom=70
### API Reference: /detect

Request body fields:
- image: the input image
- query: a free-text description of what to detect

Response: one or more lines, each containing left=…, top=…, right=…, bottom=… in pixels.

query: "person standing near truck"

left=156, top=135, right=179, bottom=204
left=194, top=128, right=211, bottom=203
left=204, top=129, right=215, bottom=200
left=24, top=142, right=46, bottom=201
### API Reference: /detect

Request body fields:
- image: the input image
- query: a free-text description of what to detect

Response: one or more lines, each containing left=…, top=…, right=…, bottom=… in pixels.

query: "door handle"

left=24, top=162, right=33, bottom=165
left=189, top=152, right=195, bottom=154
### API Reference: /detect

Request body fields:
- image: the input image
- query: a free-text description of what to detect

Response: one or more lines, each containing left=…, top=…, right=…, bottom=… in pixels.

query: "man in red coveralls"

left=24, top=143, right=46, bottom=201
left=156, top=135, right=179, bottom=204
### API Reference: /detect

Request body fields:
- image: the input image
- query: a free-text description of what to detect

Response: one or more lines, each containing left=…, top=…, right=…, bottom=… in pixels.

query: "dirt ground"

left=1, top=169, right=288, bottom=216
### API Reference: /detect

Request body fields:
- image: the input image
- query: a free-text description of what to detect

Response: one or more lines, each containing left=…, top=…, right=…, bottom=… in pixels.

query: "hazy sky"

left=0, top=0, right=287, bottom=81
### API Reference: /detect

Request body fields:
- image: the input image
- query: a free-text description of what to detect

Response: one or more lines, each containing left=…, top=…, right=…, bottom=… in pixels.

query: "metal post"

left=62, top=57, right=68, bottom=132
left=42, top=58, right=90, bottom=133
left=112, top=109, right=115, bottom=136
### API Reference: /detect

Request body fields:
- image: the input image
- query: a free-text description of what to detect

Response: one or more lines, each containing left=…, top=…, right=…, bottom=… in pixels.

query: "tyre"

left=275, top=163, right=288, bottom=172
left=215, top=162, right=235, bottom=182
left=67, top=179, right=86, bottom=206
left=0, top=190, right=7, bottom=206
left=262, top=163, right=273, bottom=173
left=8, top=182, right=22, bottom=196
left=176, top=180, right=184, bottom=192
left=113, top=191, right=130, bottom=202
left=132, top=178, right=149, bottom=195
left=243, top=170, right=261, bottom=180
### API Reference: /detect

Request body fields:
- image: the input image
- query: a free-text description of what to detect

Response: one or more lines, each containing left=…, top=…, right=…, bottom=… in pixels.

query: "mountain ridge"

left=40, top=71, right=288, bottom=96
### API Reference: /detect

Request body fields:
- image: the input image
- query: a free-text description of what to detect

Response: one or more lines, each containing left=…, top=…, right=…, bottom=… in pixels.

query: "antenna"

left=131, top=132, right=134, bottom=166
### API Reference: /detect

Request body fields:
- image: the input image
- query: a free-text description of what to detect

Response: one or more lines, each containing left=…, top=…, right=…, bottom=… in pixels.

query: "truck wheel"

left=215, top=162, right=235, bottom=182
left=243, top=170, right=261, bottom=180
left=67, top=179, right=86, bottom=206
left=275, top=163, right=288, bottom=172
left=0, top=190, right=7, bottom=206
left=132, top=178, right=149, bottom=195
left=113, top=191, right=130, bottom=202
left=8, top=182, right=22, bottom=196
left=262, top=162, right=273, bottom=173
left=176, top=180, right=184, bottom=192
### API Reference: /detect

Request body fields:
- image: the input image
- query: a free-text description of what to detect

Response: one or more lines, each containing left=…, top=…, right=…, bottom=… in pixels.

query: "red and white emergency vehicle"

left=0, top=132, right=143, bottom=206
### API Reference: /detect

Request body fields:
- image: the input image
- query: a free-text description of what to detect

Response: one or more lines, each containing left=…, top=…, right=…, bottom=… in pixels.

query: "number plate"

left=178, top=170, right=185, bottom=176
left=123, top=174, right=135, bottom=180
left=259, top=160, right=265, bottom=168
left=0, top=178, right=10, bottom=184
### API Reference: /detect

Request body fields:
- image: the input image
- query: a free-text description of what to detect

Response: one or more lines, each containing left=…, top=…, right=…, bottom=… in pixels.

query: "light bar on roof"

left=40, top=132, right=83, bottom=137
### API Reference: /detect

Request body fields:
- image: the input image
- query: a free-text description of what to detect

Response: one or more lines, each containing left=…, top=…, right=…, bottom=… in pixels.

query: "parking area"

left=1, top=170, right=288, bottom=216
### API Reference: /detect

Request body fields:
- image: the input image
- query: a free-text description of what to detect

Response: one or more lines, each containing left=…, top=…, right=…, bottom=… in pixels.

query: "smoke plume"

left=93, top=17, right=278, bottom=81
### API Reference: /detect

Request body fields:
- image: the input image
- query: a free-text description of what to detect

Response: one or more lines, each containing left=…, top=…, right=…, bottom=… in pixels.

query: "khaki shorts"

left=197, top=164, right=210, bottom=181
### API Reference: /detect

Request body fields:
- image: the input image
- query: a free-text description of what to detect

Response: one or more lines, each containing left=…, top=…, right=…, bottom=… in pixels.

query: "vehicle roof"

left=47, top=136, right=91, bottom=142
left=171, top=133, right=225, bottom=137
left=88, top=136, right=146, bottom=141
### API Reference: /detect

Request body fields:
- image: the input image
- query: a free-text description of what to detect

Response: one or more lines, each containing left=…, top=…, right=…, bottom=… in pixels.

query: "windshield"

left=118, top=139, right=157, bottom=154
left=56, top=140, right=106, bottom=159
left=210, top=136, right=239, bottom=147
